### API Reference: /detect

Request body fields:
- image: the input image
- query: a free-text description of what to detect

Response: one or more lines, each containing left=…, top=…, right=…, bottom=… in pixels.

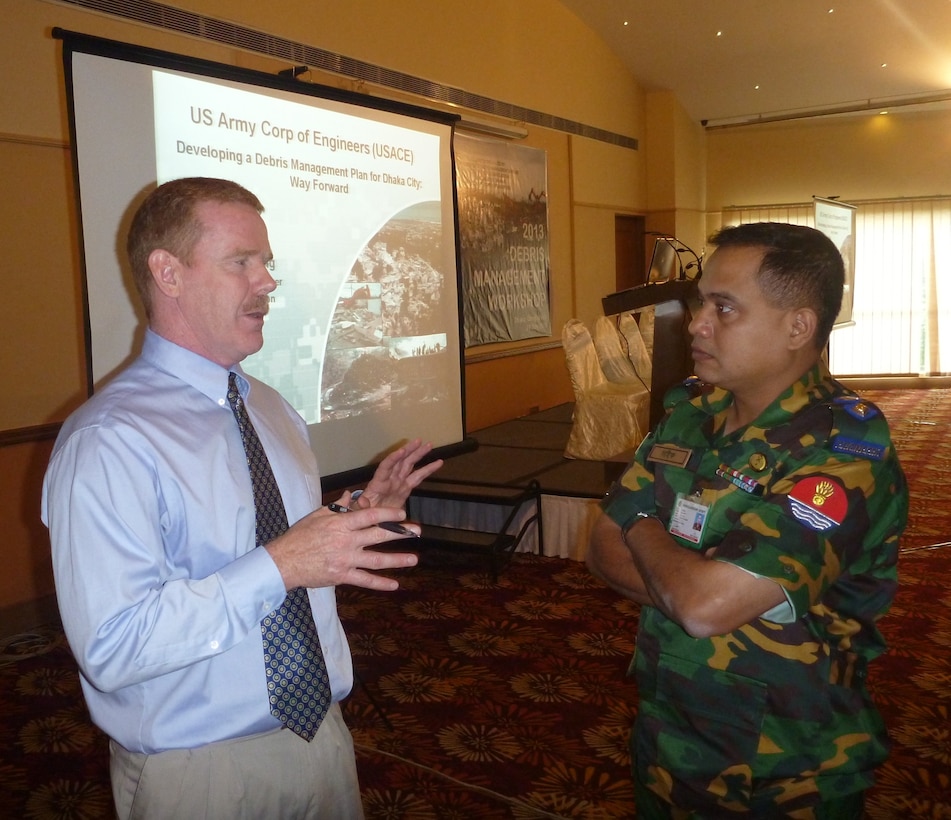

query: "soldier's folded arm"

left=586, top=515, right=655, bottom=606
left=588, top=512, right=786, bottom=639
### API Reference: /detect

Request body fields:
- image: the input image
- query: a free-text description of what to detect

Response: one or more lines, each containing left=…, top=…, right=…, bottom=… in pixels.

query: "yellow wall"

left=706, top=108, right=951, bottom=214
left=644, top=91, right=707, bottom=262
left=1, top=0, right=646, bottom=625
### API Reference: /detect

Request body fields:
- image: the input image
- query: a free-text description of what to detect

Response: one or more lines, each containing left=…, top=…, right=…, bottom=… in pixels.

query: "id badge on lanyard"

left=647, top=442, right=713, bottom=546
left=669, top=492, right=714, bottom=545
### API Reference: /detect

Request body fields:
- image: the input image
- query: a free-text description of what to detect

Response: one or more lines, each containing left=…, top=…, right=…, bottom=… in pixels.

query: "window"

left=722, top=200, right=950, bottom=377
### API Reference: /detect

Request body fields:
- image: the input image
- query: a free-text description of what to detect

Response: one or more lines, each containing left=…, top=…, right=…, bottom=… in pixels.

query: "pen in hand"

left=328, top=502, right=420, bottom=538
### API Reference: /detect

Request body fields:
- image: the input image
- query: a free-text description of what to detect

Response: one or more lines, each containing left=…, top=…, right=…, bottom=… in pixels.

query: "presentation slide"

left=64, top=37, right=464, bottom=482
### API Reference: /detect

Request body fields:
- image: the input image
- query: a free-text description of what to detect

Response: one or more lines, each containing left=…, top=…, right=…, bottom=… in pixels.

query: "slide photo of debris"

left=320, top=204, right=455, bottom=420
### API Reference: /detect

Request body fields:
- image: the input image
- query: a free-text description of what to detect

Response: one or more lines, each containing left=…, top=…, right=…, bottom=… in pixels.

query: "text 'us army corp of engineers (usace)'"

left=178, top=107, right=423, bottom=194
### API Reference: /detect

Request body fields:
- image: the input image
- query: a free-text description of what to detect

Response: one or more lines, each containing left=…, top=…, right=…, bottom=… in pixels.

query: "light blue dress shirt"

left=41, top=330, right=352, bottom=754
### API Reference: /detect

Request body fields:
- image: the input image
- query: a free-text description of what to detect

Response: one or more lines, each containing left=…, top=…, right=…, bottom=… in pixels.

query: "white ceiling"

left=558, top=0, right=951, bottom=126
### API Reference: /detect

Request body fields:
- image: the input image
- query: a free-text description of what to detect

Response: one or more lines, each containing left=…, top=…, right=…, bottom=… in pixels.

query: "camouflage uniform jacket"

left=602, top=363, right=908, bottom=815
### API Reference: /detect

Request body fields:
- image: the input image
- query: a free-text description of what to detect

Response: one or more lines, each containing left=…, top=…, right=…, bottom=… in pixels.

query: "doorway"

left=615, top=214, right=646, bottom=292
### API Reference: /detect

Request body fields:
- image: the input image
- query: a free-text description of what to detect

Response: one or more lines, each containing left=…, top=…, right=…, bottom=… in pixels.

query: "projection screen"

left=59, top=31, right=469, bottom=488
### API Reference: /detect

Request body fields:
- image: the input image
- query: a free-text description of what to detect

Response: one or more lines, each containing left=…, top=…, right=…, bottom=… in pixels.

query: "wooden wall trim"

left=0, top=423, right=61, bottom=448
left=464, top=340, right=563, bottom=364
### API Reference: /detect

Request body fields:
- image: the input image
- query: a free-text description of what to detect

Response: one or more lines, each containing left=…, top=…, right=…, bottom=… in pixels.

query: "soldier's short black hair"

left=708, top=222, right=844, bottom=349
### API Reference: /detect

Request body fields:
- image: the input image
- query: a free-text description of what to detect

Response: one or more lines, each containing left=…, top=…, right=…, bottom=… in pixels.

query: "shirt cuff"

left=723, top=561, right=796, bottom=624
left=217, top=546, right=289, bottom=624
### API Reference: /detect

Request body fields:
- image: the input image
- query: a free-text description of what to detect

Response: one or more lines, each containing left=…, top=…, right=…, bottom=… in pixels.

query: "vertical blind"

left=723, top=200, right=950, bottom=377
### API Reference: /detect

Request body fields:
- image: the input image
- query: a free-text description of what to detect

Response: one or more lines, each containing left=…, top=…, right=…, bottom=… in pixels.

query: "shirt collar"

left=691, top=362, right=833, bottom=442
left=140, top=329, right=247, bottom=405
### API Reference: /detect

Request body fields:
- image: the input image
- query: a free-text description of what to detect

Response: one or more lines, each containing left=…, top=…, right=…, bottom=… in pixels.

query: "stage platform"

left=410, top=403, right=634, bottom=561
left=436, top=403, right=630, bottom=496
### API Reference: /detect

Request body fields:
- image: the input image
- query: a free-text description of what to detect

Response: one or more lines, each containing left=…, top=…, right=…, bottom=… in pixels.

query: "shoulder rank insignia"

left=789, top=476, right=847, bottom=531
left=832, top=436, right=886, bottom=461
left=833, top=396, right=880, bottom=421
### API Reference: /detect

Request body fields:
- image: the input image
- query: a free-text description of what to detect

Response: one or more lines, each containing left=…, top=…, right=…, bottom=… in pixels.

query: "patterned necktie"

left=227, top=372, right=330, bottom=741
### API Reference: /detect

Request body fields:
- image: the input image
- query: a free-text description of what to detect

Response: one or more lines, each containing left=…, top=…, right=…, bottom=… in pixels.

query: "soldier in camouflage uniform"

left=587, top=222, right=908, bottom=818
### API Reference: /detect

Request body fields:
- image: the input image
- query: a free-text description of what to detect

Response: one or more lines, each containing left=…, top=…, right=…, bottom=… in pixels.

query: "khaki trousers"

left=110, top=703, right=363, bottom=820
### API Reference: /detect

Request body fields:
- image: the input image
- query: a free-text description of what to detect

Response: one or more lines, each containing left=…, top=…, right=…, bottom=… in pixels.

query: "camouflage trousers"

left=634, top=779, right=866, bottom=819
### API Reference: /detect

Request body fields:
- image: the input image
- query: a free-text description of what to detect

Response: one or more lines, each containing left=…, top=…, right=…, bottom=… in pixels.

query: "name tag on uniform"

left=647, top=443, right=692, bottom=467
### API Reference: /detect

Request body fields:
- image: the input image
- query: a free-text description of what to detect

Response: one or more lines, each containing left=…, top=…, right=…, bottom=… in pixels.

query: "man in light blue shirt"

left=42, top=177, right=441, bottom=818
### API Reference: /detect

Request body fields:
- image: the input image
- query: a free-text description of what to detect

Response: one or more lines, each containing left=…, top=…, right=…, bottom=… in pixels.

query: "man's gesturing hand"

left=266, top=502, right=419, bottom=592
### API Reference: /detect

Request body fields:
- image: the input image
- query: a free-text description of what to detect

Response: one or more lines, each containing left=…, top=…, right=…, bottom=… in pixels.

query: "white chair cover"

left=593, top=316, right=640, bottom=384
left=562, top=319, right=650, bottom=461
left=618, top=312, right=652, bottom=386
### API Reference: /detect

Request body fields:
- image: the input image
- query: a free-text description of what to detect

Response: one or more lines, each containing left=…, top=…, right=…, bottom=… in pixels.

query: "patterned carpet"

left=863, top=388, right=951, bottom=552
left=1, top=389, right=949, bottom=819
left=342, top=552, right=640, bottom=819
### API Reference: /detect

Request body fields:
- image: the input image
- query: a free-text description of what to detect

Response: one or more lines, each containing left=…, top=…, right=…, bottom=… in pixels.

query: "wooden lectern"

left=602, top=279, right=698, bottom=429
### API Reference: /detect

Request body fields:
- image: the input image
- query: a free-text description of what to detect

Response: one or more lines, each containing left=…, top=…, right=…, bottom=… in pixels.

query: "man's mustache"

left=244, top=298, right=270, bottom=315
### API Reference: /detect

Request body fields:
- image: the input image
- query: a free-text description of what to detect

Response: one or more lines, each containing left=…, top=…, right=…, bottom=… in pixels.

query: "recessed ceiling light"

left=623, top=20, right=629, bottom=26
left=881, top=63, right=888, bottom=68
left=754, top=84, right=760, bottom=90
left=717, top=30, right=723, bottom=37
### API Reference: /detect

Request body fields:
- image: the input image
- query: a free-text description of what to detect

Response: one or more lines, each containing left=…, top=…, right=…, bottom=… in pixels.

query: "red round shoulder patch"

left=788, top=476, right=847, bottom=531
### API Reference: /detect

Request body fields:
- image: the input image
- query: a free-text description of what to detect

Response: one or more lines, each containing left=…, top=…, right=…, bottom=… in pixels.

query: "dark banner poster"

left=455, top=134, right=551, bottom=347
